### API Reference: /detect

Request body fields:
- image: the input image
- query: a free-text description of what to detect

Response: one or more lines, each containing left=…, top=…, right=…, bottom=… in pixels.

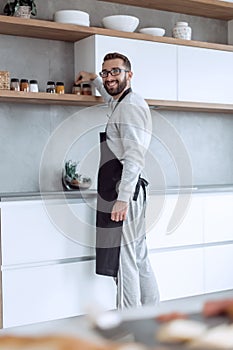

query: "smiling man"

left=76, top=52, right=159, bottom=309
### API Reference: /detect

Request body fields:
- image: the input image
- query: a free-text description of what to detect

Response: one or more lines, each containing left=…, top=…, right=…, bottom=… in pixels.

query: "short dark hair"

left=103, top=52, right=131, bottom=71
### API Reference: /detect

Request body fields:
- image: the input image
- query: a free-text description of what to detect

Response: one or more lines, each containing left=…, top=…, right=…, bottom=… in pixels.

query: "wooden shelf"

left=147, top=99, right=233, bottom=113
left=98, top=0, right=233, bottom=20
left=1, top=91, right=233, bottom=113
left=0, top=15, right=233, bottom=52
left=0, top=91, right=103, bottom=106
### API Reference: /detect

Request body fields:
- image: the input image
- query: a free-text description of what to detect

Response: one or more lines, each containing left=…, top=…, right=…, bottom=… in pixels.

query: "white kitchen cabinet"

left=149, top=247, right=204, bottom=300
left=203, top=193, right=233, bottom=243
left=204, top=243, right=233, bottom=293
left=0, top=199, right=96, bottom=266
left=146, top=194, right=204, bottom=249
left=2, top=260, right=116, bottom=328
left=75, top=35, right=177, bottom=101
left=178, top=46, right=233, bottom=104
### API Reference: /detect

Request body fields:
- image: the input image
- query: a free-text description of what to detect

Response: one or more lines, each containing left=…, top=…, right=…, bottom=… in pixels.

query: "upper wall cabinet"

left=74, top=35, right=177, bottom=101
left=75, top=35, right=233, bottom=105
left=178, top=46, right=233, bottom=104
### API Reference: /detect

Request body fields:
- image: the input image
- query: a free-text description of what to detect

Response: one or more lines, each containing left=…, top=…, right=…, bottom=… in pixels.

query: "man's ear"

left=128, top=71, right=133, bottom=80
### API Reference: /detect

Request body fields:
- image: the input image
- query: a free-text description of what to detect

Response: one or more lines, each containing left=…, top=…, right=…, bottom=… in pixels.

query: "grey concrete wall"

left=0, top=0, right=232, bottom=193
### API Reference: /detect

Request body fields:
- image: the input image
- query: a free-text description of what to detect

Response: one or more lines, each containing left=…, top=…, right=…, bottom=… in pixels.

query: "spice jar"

left=10, top=78, right=20, bottom=91
left=82, top=83, right=92, bottom=95
left=20, top=79, right=29, bottom=92
left=29, top=79, right=39, bottom=92
left=72, top=83, right=82, bottom=95
left=46, top=81, right=55, bottom=93
left=56, top=81, right=65, bottom=94
left=172, top=21, right=192, bottom=40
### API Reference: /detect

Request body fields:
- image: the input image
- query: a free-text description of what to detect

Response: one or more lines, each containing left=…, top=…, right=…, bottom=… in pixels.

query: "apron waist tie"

left=133, top=176, right=149, bottom=202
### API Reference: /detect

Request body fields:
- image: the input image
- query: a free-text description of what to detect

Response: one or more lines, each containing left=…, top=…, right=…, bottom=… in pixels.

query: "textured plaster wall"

left=0, top=0, right=232, bottom=192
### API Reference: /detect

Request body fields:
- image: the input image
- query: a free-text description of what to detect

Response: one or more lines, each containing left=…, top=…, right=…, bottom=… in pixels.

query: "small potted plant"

left=3, top=0, right=37, bottom=18
left=62, top=160, right=92, bottom=190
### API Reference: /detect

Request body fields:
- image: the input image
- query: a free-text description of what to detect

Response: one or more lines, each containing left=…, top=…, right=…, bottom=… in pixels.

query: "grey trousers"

left=116, top=186, right=160, bottom=309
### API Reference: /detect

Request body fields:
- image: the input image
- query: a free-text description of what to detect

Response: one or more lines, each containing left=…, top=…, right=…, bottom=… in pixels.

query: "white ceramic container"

left=139, top=27, right=165, bottom=36
left=54, top=10, right=90, bottom=26
left=102, top=15, right=139, bottom=32
left=172, top=21, right=192, bottom=40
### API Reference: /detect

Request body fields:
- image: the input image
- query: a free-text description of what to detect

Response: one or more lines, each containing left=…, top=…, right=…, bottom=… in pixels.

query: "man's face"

left=101, top=58, right=132, bottom=98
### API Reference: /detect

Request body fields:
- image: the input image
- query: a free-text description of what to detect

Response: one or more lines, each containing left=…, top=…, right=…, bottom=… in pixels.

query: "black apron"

left=96, top=88, right=148, bottom=277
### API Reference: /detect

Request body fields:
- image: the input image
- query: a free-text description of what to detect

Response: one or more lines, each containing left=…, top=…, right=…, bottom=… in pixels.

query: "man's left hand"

left=111, top=200, right=128, bottom=222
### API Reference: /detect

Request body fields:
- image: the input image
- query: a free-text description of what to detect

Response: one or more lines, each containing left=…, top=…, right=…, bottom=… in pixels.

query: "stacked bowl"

left=54, top=10, right=90, bottom=26
left=102, top=15, right=139, bottom=32
left=139, top=27, right=165, bottom=36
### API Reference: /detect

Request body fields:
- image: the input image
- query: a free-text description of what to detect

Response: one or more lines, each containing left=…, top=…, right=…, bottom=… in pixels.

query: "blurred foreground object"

left=203, top=298, right=233, bottom=318
left=156, top=319, right=207, bottom=344
left=0, top=334, right=148, bottom=350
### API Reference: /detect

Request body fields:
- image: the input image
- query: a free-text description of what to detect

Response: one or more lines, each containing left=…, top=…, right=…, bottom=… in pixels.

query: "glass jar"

left=72, top=83, right=82, bottom=95
left=29, top=79, right=39, bottom=92
left=20, top=79, right=29, bottom=92
left=10, top=78, right=20, bottom=91
left=82, top=83, right=92, bottom=95
left=56, top=81, right=65, bottom=94
left=46, top=81, right=55, bottom=93
left=172, top=21, right=192, bottom=40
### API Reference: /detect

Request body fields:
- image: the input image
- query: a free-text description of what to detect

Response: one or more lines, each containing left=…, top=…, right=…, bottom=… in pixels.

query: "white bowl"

left=139, top=27, right=165, bottom=36
left=102, top=15, right=139, bottom=32
left=54, top=10, right=90, bottom=26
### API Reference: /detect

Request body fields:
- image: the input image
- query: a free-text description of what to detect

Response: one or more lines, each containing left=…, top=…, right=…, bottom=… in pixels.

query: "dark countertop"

left=0, top=185, right=233, bottom=202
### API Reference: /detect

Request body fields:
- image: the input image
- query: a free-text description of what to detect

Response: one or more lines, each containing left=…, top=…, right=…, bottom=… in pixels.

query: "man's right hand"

left=75, top=71, right=98, bottom=85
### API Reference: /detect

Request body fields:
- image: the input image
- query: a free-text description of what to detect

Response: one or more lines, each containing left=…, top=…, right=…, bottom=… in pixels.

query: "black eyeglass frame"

left=99, top=67, right=129, bottom=78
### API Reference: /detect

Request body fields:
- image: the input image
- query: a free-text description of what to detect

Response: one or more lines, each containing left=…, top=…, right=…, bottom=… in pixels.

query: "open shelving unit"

left=98, top=0, right=233, bottom=20
left=0, top=14, right=233, bottom=113
left=0, top=15, right=233, bottom=51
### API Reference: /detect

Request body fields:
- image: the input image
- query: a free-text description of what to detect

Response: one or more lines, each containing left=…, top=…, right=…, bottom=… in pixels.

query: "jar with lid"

left=72, top=83, right=81, bottom=95
left=10, top=78, right=20, bottom=91
left=172, top=21, right=192, bottom=40
left=82, top=83, right=92, bottom=95
left=46, top=81, right=55, bottom=93
left=20, top=79, right=29, bottom=92
left=56, top=81, right=65, bottom=94
left=29, top=79, right=39, bottom=92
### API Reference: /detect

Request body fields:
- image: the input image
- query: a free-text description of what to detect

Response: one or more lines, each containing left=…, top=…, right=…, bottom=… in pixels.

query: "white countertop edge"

left=0, top=185, right=233, bottom=202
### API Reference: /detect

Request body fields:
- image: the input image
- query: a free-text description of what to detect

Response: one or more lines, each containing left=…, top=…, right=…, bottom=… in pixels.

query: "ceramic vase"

left=172, top=21, right=192, bottom=40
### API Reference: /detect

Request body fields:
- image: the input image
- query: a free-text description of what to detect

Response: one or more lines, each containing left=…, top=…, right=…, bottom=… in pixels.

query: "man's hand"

left=75, top=71, right=98, bottom=85
left=111, top=200, right=128, bottom=222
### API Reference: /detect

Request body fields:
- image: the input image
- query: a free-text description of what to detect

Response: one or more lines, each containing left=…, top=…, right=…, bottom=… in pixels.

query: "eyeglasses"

left=99, top=67, right=129, bottom=78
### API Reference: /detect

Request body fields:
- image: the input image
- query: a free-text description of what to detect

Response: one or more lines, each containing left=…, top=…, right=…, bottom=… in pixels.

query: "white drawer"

left=204, top=243, right=233, bottom=294
left=204, top=193, right=233, bottom=243
left=2, top=260, right=115, bottom=328
left=149, top=247, right=204, bottom=301
left=1, top=199, right=96, bottom=265
left=146, top=194, right=203, bottom=249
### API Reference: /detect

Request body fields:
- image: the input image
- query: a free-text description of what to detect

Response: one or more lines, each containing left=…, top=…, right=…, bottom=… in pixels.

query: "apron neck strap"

left=112, top=87, right=132, bottom=114
left=117, top=87, right=132, bottom=104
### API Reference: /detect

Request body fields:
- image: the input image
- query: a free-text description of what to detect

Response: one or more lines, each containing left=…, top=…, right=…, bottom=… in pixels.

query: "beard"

left=104, top=76, right=127, bottom=96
